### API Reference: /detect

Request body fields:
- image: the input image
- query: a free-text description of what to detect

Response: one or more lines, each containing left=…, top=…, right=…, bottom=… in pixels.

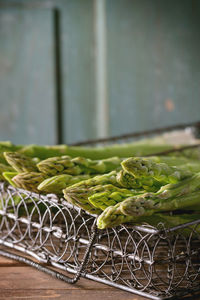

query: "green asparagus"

left=0, top=163, right=14, bottom=180
left=4, top=152, right=39, bottom=172
left=37, top=156, right=122, bottom=176
left=98, top=209, right=200, bottom=231
left=0, top=142, right=23, bottom=164
left=63, top=168, right=163, bottom=212
left=122, top=157, right=193, bottom=184
left=62, top=170, right=125, bottom=208
left=38, top=174, right=91, bottom=194
left=97, top=172, right=200, bottom=229
left=12, top=172, right=47, bottom=193
left=63, top=172, right=118, bottom=214
left=97, top=190, right=200, bottom=229
left=18, top=142, right=176, bottom=160
left=116, top=170, right=161, bottom=192
left=3, top=172, right=18, bottom=187
left=88, top=184, right=141, bottom=210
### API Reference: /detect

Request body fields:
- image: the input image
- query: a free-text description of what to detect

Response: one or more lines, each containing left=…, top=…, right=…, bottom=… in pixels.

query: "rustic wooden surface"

left=0, top=246, right=146, bottom=300
left=0, top=246, right=200, bottom=300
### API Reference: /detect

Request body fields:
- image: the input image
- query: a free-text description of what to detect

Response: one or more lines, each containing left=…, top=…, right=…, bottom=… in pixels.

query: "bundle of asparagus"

left=96, top=158, right=200, bottom=229
left=1, top=152, right=123, bottom=193
left=1, top=140, right=200, bottom=231
left=63, top=157, right=200, bottom=229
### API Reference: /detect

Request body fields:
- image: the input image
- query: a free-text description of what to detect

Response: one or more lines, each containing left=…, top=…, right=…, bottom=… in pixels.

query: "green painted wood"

left=106, top=0, right=200, bottom=136
left=60, top=0, right=96, bottom=144
left=0, top=0, right=200, bottom=145
left=0, top=7, right=57, bottom=145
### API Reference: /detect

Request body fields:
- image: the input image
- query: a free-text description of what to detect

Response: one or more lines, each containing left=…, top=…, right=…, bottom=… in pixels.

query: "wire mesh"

left=1, top=122, right=200, bottom=299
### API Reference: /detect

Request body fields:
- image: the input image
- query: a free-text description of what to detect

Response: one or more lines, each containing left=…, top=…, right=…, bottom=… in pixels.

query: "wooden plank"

left=94, top=0, right=109, bottom=138
left=0, top=266, right=113, bottom=290
left=106, top=0, right=200, bottom=136
left=0, top=289, right=146, bottom=300
left=60, top=0, right=97, bottom=144
left=0, top=7, right=57, bottom=145
left=0, top=255, right=22, bottom=266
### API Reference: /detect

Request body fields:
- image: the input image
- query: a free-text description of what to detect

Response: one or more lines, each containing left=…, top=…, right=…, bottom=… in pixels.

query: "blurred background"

left=0, top=0, right=200, bottom=145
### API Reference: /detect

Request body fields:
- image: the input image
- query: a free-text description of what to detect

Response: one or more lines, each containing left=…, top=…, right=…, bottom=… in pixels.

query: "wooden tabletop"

left=0, top=246, right=147, bottom=300
left=0, top=246, right=199, bottom=300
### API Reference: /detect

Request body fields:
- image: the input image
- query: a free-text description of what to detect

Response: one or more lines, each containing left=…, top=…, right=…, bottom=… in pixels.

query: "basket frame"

left=1, top=121, right=200, bottom=300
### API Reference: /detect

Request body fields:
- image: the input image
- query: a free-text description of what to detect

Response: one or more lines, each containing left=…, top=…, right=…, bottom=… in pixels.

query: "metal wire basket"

left=1, top=121, right=200, bottom=300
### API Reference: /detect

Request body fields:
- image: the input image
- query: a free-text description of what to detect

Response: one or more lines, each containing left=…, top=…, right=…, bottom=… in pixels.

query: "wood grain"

left=0, top=247, right=145, bottom=300
left=0, top=290, right=146, bottom=300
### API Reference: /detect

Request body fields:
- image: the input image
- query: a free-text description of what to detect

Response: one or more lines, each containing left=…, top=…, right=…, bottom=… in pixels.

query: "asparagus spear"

left=2, top=172, right=18, bottom=187
left=0, top=163, right=14, bottom=180
left=37, top=156, right=122, bottom=176
left=97, top=208, right=200, bottom=230
left=148, top=155, right=200, bottom=166
left=63, top=169, right=160, bottom=212
left=116, top=170, right=161, bottom=192
left=18, top=143, right=176, bottom=160
left=97, top=190, right=200, bottom=229
left=97, top=172, right=200, bottom=228
left=88, top=184, right=141, bottom=210
left=119, top=172, right=200, bottom=216
left=63, top=189, right=101, bottom=214
left=122, top=157, right=192, bottom=184
left=38, top=174, right=91, bottom=194
left=4, top=152, right=39, bottom=172
left=0, top=142, right=23, bottom=164
left=1, top=140, right=200, bottom=161
left=12, top=172, right=47, bottom=193
left=62, top=170, right=130, bottom=210
left=63, top=172, right=118, bottom=214
left=148, top=157, right=200, bottom=174
left=97, top=203, right=133, bottom=228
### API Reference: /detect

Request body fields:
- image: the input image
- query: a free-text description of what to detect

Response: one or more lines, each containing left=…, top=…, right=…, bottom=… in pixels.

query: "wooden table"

left=0, top=246, right=199, bottom=300
left=0, top=246, right=146, bottom=300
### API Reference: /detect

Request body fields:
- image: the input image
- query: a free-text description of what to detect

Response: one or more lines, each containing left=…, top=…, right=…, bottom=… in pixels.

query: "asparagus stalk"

left=148, top=155, right=199, bottom=166
left=63, top=190, right=101, bottom=214
left=4, top=152, right=39, bottom=172
left=1, top=140, right=200, bottom=161
left=88, top=184, right=141, bottom=210
left=116, top=170, right=161, bottom=192
left=38, top=174, right=92, bottom=194
left=37, top=156, right=122, bottom=176
left=122, top=157, right=192, bottom=184
left=63, top=169, right=161, bottom=213
left=97, top=208, right=200, bottom=230
left=119, top=172, right=200, bottom=216
left=2, top=172, right=18, bottom=187
left=150, top=157, right=200, bottom=174
left=63, top=172, right=118, bottom=214
left=0, top=163, right=14, bottom=180
left=63, top=170, right=135, bottom=211
left=0, top=142, right=23, bottom=164
left=97, top=172, right=200, bottom=228
left=97, top=190, right=200, bottom=229
left=18, top=143, right=176, bottom=160
left=97, top=203, right=134, bottom=228
left=12, top=172, right=47, bottom=193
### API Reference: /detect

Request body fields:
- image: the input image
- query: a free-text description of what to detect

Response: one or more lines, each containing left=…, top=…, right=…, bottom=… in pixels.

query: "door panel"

left=0, top=7, right=57, bottom=144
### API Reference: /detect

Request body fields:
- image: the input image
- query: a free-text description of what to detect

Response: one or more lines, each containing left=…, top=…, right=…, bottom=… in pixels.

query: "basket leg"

left=0, top=219, right=97, bottom=284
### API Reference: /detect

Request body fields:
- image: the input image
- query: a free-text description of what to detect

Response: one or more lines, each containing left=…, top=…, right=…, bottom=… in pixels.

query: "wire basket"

left=1, top=121, right=200, bottom=300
